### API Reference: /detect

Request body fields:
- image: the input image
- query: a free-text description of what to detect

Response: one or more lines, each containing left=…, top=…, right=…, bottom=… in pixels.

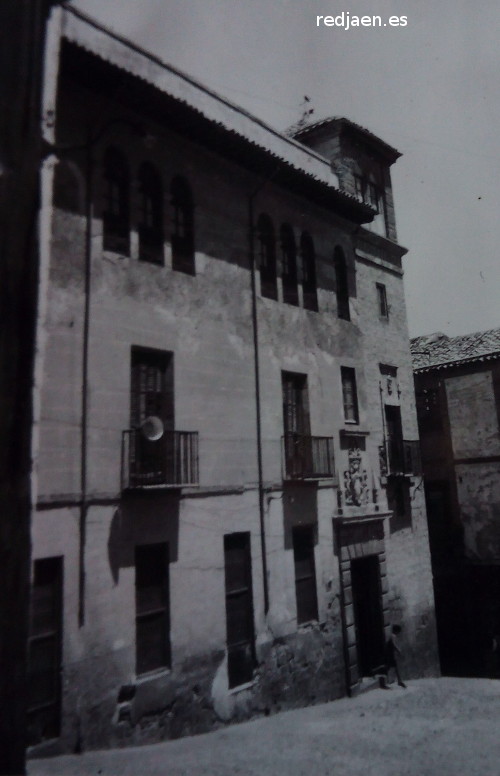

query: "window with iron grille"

left=138, top=162, right=164, bottom=264
left=135, top=543, right=170, bottom=675
left=280, top=223, right=298, bottom=306
left=27, top=557, right=63, bottom=746
left=376, top=283, right=389, bottom=319
left=257, top=213, right=277, bottom=300
left=341, top=367, right=359, bottom=424
left=300, top=231, right=318, bottom=312
left=102, top=146, right=130, bottom=255
left=224, top=533, right=255, bottom=688
left=130, top=347, right=174, bottom=484
left=171, top=175, right=195, bottom=274
left=293, top=525, right=318, bottom=624
left=282, top=371, right=310, bottom=437
left=334, top=247, right=350, bottom=321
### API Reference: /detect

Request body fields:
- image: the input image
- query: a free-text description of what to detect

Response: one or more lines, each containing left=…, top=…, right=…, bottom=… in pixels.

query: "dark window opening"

left=387, top=476, right=412, bottom=532
left=280, top=223, right=298, bottom=306
left=138, top=162, right=164, bottom=264
left=351, top=555, right=385, bottom=674
left=354, top=174, right=388, bottom=237
left=27, top=557, right=63, bottom=746
left=282, top=371, right=310, bottom=437
left=257, top=213, right=277, bottom=300
left=282, top=371, right=313, bottom=478
left=384, top=404, right=403, bottom=470
left=171, top=176, right=195, bottom=274
left=130, top=347, right=174, bottom=485
left=135, top=543, right=170, bottom=674
left=334, top=247, right=350, bottom=320
left=301, top=231, right=318, bottom=311
left=224, top=533, right=255, bottom=688
left=416, top=386, right=443, bottom=433
left=376, top=283, right=389, bottom=319
left=102, top=146, right=130, bottom=255
left=341, top=367, right=359, bottom=424
left=293, top=525, right=318, bottom=624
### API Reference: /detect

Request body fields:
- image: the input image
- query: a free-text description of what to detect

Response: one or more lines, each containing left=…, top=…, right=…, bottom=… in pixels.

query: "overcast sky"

left=72, top=0, right=500, bottom=337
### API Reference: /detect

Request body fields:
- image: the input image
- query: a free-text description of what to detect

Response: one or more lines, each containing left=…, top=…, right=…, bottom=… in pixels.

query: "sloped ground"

left=30, top=678, right=500, bottom=776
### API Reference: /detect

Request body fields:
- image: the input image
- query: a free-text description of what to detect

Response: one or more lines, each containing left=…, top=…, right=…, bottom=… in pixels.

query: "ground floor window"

left=224, top=532, right=255, bottom=688
left=27, top=556, right=63, bottom=746
left=293, top=525, right=318, bottom=624
left=135, top=543, right=170, bottom=675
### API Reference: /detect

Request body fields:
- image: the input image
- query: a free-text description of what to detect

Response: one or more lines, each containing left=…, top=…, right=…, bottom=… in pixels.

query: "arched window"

left=334, top=246, right=350, bottom=321
left=171, top=176, right=194, bottom=274
left=138, top=162, right=164, bottom=264
left=280, top=224, right=298, bottom=306
left=300, top=231, right=317, bottom=312
left=102, top=146, right=130, bottom=255
left=257, top=214, right=277, bottom=300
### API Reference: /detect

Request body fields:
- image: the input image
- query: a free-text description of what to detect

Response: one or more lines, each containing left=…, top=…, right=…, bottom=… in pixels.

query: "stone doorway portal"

left=335, top=516, right=390, bottom=693
left=351, top=555, right=385, bottom=676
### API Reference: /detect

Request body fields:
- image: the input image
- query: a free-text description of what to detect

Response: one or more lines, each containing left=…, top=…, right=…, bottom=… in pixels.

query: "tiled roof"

left=291, top=116, right=401, bottom=163
left=411, top=328, right=500, bottom=372
left=60, top=6, right=374, bottom=221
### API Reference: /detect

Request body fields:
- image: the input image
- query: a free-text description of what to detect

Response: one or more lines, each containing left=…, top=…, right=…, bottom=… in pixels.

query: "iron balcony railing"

left=282, top=434, right=335, bottom=480
left=379, top=439, right=421, bottom=477
left=122, top=429, right=199, bottom=489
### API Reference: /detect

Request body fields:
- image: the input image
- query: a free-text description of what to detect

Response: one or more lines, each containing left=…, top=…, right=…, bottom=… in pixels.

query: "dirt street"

left=29, top=678, right=500, bottom=776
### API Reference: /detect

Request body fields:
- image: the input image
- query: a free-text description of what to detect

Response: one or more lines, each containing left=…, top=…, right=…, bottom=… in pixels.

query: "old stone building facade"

left=29, top=5, right=438, bottom=755
left=412, top=329, right=500, bottom=676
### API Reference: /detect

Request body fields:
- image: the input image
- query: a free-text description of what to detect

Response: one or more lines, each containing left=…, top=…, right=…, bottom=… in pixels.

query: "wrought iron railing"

left=122, top=429, right=199, bottom=489
left=282, top=434, right=334, bottom=480
left=379, top=439, right=421, bottom=477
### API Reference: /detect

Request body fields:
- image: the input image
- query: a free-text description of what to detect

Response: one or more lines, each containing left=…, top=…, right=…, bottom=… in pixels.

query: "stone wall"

left=29, top=63, right=438, bottom=755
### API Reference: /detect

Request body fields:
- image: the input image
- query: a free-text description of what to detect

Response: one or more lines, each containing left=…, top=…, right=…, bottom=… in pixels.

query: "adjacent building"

left=412, top=329, right=500, bottom=677
left=29, top=5, right=438, bottom=755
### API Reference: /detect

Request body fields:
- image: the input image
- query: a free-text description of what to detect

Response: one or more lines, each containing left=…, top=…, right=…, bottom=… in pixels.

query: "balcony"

left=379, top=439, right=421, bottom=477
left=122, top=429, right=199, bottom=489
left=282, top=434, right=335, bottom=481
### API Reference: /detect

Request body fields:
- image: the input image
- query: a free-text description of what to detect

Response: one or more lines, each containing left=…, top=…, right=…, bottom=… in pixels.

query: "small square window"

left=376, top=283, right=389, bottom=319
left=341, top=367, right=359, bottom=424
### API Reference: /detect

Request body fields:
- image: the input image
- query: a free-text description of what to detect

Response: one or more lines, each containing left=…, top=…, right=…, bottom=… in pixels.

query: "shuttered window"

left=27, top=557, right=63, bottom=746
left=293, top=526, right=318, bottom=624
left=135, top=543, right=170, bottom=675
left=224, top=533, right=255, bottom=688
left=341, top=367, right=359, bottom=424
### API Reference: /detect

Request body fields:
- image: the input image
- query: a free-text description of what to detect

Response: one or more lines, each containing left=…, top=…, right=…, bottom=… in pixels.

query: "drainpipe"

left=78, top=132, right=93, bottom=627
left=248, top=168, right=279, bottom=616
